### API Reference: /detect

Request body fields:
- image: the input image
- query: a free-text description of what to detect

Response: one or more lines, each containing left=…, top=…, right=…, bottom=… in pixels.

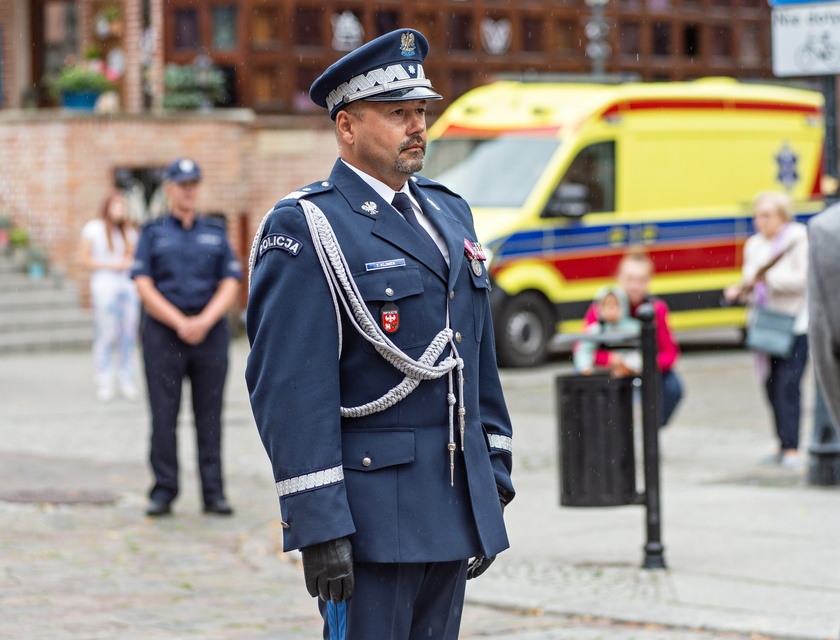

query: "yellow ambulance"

left=423, top=78, right=825, bottom=367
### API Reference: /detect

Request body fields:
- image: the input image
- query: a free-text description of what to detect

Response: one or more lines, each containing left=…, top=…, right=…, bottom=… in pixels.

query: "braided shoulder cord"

left=249, top=197, right=467, bottom=483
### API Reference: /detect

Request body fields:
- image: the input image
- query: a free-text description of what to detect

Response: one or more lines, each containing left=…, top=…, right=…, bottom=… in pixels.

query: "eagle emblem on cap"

left=400, top=32, right=416, bottom=57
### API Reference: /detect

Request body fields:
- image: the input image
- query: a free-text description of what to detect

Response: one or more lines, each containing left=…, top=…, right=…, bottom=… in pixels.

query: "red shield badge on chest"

left=381, top=303, right=400, bottom=334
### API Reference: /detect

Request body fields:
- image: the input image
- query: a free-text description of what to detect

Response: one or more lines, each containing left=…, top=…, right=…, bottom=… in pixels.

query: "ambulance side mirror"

left=543, top=183, right=591, bottom=218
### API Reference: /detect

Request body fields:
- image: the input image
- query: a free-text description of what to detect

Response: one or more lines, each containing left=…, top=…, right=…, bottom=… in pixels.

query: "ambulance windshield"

left=422, top=137, right=559, bottom=208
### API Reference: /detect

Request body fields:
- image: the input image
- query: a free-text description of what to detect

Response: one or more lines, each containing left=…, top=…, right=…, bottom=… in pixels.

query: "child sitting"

left=574, top=285, right=641, bottom=375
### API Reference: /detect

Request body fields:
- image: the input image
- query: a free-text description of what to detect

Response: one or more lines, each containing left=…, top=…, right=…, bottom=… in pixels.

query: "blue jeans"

left=661, top=369, right=683, bottom=427
left=764, top=334, right=809, bottom=451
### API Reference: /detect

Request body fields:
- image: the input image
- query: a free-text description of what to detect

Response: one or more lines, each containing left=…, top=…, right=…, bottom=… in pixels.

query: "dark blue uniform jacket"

left=131, top=214, right=242, bottom=311
left=246, top=160, right=514, bottom=563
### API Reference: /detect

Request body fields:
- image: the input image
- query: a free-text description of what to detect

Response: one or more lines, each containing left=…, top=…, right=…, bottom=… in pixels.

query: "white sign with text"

left=772, top=2, right=840, bottom=77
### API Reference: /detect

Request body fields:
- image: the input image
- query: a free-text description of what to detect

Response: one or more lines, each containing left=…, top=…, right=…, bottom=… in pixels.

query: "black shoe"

left=203, top=498, right=233, bottom=516
left=146, top=500, right=172, bottom=517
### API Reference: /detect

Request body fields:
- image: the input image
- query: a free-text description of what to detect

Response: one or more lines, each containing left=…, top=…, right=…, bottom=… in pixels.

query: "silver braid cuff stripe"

left=488, top=434, right=513, bottom=453
left=276, top=465, right=344, bottom=498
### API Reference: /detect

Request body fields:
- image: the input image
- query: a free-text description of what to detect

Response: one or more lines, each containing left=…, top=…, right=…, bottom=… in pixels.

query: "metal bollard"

left=636, top=303, right=666, bottom=569
left=808, top=384, right=840, bottom=486
left=555, top=303, right=667, bottom=569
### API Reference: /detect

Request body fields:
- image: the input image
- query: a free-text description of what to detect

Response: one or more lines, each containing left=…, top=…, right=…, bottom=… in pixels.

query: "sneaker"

left=780, top=452, right=804, bottom=469
left=120, top=383, right=138, bottom=401
left=759, top=452, right=782, bottom=466
left=97, top=387, right=115, bottom=403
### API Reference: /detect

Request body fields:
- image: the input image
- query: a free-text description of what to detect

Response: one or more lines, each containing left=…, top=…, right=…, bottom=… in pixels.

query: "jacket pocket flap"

left=343, top=429, right=415, bottom=471
left=353, top=267, right=424, bottom=302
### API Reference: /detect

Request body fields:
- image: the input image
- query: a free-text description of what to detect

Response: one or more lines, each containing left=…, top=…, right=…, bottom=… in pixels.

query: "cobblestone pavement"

left=1, top=338, right=838, bottom=640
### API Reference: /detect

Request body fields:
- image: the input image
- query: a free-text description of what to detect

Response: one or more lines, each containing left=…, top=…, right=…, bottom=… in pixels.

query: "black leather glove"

left=466, top=552, right=496, bottom=580
left=467, top=496, right=508, bottom=580
left=301, top=536, right=354, bottom=603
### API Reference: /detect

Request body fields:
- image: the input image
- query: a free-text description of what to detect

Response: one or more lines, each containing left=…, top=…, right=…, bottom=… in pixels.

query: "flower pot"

left=61, top=91, right=101, bottom=111
left=28, top=262, right=45, bottom=279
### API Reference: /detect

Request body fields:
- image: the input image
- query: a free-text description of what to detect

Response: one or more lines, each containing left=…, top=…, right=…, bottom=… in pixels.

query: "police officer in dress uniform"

left=245, top=29, right=515, bottom=640
left=131, top=158, right=242, bottom=517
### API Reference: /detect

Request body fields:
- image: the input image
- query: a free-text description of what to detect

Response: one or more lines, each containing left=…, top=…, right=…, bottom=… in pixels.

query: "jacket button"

left=449, top=290, right=455, bottom=300
left=385, top=287, right=394, bottom=297
left=455, top=332, right=463, bottom=343
left=362, top=456, right=372, bottom=467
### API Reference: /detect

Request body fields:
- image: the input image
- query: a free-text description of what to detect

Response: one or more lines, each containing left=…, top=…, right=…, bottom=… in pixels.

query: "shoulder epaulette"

left=274, top=180, right=335, bottom=208
left=141, top=216, right=166, bottom=230
left=204, top=214, right=228, bottom=229
left=411, top=174, right=462, bottom=199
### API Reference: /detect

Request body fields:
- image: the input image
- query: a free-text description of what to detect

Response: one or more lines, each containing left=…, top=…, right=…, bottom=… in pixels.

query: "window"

left=212, top=5, right=238, bottom=50
left=295, top=67, right=320, bottom=110
left=648, top=0, right=670, bottom=11
left=295, top=7, right=322, bottom=46
left=739, top=23, right=762, bottom=67
left=448, top=13, right=473, bottom=51
left=376, top=11, right=400, bottom=36
left=652, top=22, right=670, bottom=57
left=522, top=18, right=544, bottom=53
left=174, top=9, right=200, bottom=51
left=683, top=24, right=700, bottom=57
left=558, top=142, right=616, bottom=214
left=619, top=22, right=642, bottom=56
left=252, top=66, right=276, bottom=102
left=711, top=25, right=732, bottom=58
left=424, top=137, right=560, bottom=207
left=556, top=20, right=576, bottom=55
left=251, top=6, right=281, bottom=47
left=450, top=69, right=473, bottom=101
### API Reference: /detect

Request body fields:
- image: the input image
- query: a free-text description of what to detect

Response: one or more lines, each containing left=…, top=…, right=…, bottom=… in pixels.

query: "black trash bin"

left=557, top=373, right=637, bottom=507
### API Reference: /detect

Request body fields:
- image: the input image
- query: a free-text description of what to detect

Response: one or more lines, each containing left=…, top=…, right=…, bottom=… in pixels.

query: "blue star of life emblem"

left=776, top=143, right=799, bottom=191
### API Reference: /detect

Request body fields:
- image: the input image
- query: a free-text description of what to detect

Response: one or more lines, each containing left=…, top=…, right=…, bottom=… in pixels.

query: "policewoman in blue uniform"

left=131, top=158, right=242, bottom=517
left=245, top=30, right=515, bottom=639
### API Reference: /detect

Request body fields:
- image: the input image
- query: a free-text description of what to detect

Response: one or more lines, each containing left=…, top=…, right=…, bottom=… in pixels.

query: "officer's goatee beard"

left=396, top=136, right=426, bottom=175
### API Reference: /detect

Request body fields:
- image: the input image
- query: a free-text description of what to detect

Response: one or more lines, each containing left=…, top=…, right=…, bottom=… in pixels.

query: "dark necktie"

left=391, top=192, right=443, bottom=260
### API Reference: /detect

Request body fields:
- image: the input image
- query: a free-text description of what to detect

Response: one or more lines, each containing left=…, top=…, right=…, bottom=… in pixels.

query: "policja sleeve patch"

left=259, top=233, right=303, bottom=257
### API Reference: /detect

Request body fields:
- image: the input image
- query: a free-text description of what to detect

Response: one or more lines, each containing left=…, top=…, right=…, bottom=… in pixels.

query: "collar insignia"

left=425, top=197, right=441, bottom=211
left=361, top=201, right=378, bottom=215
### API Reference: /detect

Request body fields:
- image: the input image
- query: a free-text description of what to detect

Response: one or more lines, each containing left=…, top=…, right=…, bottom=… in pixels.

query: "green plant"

left=101, top=5, right=121, bottom=22
left=26, top=246, right=47, bottom=266
left=162, top=62, right=227, bottom=110
left=46, top=63, right=116, bottom=100
left=9, top=227, right=29, bottom=247
left=84, top=44, right=104, bottom=60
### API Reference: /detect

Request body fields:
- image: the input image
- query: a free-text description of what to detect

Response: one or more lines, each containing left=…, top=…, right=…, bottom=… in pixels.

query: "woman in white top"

left=725, top=191, right=809, bottom=467
left=77, top=191, right=140, bottom=401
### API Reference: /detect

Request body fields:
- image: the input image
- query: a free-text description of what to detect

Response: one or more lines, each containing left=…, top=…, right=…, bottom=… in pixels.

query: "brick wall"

left=0, top=109, right=337, bottom=305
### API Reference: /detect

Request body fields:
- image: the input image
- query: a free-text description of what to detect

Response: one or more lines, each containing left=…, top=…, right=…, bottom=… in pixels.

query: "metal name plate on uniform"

left=365, top=258, right=406, bottom=271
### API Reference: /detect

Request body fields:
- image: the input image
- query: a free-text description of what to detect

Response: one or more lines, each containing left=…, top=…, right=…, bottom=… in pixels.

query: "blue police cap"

left=163, top=158, right=202, bottom=183
left=310, top=29, right=443, bottom=120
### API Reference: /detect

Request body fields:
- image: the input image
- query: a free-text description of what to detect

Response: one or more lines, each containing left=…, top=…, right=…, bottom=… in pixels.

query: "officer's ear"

left=335, top=109, right=356, bottom=144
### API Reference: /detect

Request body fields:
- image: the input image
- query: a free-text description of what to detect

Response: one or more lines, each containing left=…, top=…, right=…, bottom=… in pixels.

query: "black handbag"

left=745, top=307, right=797, bottom=358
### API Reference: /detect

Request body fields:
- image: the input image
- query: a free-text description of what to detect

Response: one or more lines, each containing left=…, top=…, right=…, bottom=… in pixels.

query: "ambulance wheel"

left=495, top=292, right=555, bottom=368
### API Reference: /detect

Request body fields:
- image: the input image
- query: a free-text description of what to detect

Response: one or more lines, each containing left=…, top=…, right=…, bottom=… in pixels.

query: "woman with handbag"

left=724, top=191, right=809, bottom=468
